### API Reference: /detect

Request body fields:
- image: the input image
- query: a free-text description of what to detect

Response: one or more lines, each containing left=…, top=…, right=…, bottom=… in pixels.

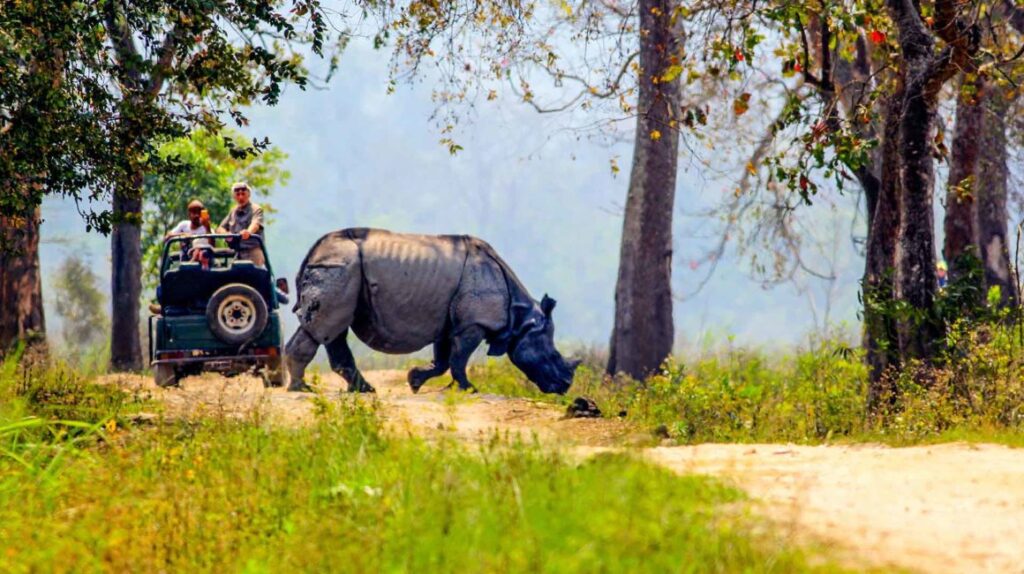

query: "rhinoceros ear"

left=541, top=294, right=557, bottom=317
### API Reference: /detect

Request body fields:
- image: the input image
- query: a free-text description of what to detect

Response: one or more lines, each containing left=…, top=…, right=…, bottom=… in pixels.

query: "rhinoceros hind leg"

left=286, top=328, right=319, bottom=392
left=408, top=338, right=452, bottom=393
left=326, top=330, right=375, bottom=393
left=448, top=326, right=484, bottom=393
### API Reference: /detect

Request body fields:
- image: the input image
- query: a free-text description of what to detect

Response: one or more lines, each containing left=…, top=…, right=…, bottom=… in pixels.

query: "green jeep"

left=149, top=234, right=288, bottom=387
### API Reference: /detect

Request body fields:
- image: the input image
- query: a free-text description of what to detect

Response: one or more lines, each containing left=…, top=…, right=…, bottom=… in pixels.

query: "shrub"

left=472, top=327, right=1024, bottom=445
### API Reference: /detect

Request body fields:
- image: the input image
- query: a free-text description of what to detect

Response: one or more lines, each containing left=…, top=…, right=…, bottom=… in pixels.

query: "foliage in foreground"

left=0, top=366, right=842, bottom=573
left=474, top=328, right=1024, bottom=446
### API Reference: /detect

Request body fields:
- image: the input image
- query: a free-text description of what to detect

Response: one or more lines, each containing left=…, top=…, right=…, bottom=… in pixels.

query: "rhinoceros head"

left=508, top=294, right=580, bottom=394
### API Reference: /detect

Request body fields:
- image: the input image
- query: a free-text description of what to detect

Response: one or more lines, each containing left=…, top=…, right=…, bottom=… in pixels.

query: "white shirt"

left=171, top=220, right=212, bottom=248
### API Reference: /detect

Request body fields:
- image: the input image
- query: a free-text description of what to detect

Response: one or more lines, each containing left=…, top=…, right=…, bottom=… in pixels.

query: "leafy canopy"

left=0, top=0, right=333, bottom=233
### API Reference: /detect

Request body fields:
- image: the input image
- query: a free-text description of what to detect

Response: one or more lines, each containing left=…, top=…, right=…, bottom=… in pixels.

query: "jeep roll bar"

left=159, top=233, right=275, bottom=276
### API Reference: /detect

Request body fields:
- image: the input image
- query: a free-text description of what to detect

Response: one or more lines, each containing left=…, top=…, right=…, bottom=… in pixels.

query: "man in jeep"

left=217, top=181, right=266, bottom=267
left=166, top=199, right=213, bottom=267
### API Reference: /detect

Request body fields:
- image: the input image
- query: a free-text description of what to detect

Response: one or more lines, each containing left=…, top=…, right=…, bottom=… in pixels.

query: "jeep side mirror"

left=276, top=278, right=289, bottom=294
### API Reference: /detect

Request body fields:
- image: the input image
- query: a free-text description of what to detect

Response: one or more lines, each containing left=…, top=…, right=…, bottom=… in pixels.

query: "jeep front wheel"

left=206, top=283, right=269, bottom=345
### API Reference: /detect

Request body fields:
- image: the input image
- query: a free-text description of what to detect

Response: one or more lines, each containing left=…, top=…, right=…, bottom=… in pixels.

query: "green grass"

left=470, top=332, right=1024, bottom=447
left=0, top=366, right=846, bottom=573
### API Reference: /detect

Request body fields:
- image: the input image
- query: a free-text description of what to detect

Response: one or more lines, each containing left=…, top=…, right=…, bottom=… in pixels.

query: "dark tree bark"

left=942, top=74, right=983, bottom=284
left=103, top=2, right=168, bottom=373
left=0, top=207, right=46, bottom=357
left=109, top=171, right=144, bottom=371
left=894, top=74, right=943, bottom=362
left=976, top=86, right=1017, bottom=305
left=607, top=0, right=682, bottom=379
left=886, top=0, right=976, bottom=364
left=864, top=89, right=904, bottom=408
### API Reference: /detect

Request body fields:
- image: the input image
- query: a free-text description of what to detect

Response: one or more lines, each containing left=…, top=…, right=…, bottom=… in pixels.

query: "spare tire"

left=206, top=283, right=269, bottom=345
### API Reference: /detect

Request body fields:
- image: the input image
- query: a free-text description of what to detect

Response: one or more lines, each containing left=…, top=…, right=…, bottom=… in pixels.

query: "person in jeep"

left=217, top=181, right=266, bottom=267
left=166, top=199, right=213, bottom=267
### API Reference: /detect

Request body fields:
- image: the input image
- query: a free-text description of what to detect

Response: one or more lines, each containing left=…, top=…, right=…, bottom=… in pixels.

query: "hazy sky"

left=39, top=38, right=866, bottom=353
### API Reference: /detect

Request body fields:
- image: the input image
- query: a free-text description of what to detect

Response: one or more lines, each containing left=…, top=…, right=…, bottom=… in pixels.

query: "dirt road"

left=105, top=369, right=1024, bottom=574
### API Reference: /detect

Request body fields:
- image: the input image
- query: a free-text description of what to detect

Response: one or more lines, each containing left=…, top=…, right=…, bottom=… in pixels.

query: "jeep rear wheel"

left=206, top=283, right=269, bottom=345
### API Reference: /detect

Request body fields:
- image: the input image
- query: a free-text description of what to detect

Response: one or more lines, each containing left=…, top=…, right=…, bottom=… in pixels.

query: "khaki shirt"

left=220, top=202, right=264, bottom=250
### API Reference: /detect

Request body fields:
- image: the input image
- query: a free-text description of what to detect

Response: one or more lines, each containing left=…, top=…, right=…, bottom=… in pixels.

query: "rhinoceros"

left=285, top=228, right=579, bottom=394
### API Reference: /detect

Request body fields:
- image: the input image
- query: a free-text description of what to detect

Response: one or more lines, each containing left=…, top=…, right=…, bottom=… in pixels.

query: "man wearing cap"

left=217, top=182, right=266, bottom=267
left=166, top=200, right=213, bottom=267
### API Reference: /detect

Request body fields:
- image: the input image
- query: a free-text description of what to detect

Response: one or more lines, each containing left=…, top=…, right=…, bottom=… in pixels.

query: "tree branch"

left=796, top=17, right=822, bottom=87
left=103, top=0, right=143, bottom=88
left=148, top=23, right=180, bottom=96
left=886, top=0, right=934, bottom=62
left=1006, top=0, right=1024, bottom=34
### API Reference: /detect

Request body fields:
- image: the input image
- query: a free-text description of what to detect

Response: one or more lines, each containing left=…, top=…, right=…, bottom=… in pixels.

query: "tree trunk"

left=110, top=171, right=144, bottom=371
left=606, top=0, right=681, bottom=380
left=942, top=75, right=983, bottom=283
left=882, top=0, right=979, bottom=371
left=976, top=86, right=1017, bottom=305
left=864, top=88, right=904, bottom=409
left=0, top=207, right=46, bottom=357
left=894, top=73, right=942, bottom=363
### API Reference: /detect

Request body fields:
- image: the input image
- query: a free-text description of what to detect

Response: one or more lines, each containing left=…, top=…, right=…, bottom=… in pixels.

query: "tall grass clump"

left=0, top=345, right=139, bottom=482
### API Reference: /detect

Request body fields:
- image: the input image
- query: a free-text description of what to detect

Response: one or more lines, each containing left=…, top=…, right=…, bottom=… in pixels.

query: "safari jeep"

left=149, top=234, right=288, bottom=387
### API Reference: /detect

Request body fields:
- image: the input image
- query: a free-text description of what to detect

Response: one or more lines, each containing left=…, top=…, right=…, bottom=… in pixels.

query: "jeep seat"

left=159, top=262, right=206, bottom=307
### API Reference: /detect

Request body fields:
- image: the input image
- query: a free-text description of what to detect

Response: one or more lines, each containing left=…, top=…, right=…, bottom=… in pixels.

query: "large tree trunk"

left=942, top=75, right=983, bottom=284
left=864, top=88, right=904, bottom=409
left=606, top=0, right=682, bottom=380
left=976, top=86, right=1017, bottom=305
left=885, top=0, right=973, bottom=365
left=110, top=171, right=144, bottom=371
left=895, top=73, right=942, bottom=362
left=0, top=207, right=46, bottom=357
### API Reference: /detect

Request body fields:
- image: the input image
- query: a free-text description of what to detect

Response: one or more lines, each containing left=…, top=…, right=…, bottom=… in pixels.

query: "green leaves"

left=0, top=0, right=336, bottom=235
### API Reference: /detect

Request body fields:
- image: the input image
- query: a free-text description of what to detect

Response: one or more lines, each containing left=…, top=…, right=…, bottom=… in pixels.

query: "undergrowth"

left=0, top=362, right=844, bottom=573
left=472, top=327, right=1024, bottom=446
left=0, top=347, right=140, bottom=482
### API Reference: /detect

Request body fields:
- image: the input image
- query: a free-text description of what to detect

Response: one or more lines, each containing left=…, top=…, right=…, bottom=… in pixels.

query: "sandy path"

left=103, top=369, right=1024, bottom=573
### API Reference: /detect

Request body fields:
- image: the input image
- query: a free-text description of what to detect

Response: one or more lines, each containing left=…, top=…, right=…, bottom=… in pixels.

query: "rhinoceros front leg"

left=286, top=327, right=320, bottom=392
left=407, top=338, right=451, bottom=393
left=448, top=326, right=484, bottom=393
left=326, top=330, right=375, bottom=393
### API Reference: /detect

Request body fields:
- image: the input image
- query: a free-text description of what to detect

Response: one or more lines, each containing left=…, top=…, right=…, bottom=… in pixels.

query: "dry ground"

left=102, top=369, right=1024, bottom=574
